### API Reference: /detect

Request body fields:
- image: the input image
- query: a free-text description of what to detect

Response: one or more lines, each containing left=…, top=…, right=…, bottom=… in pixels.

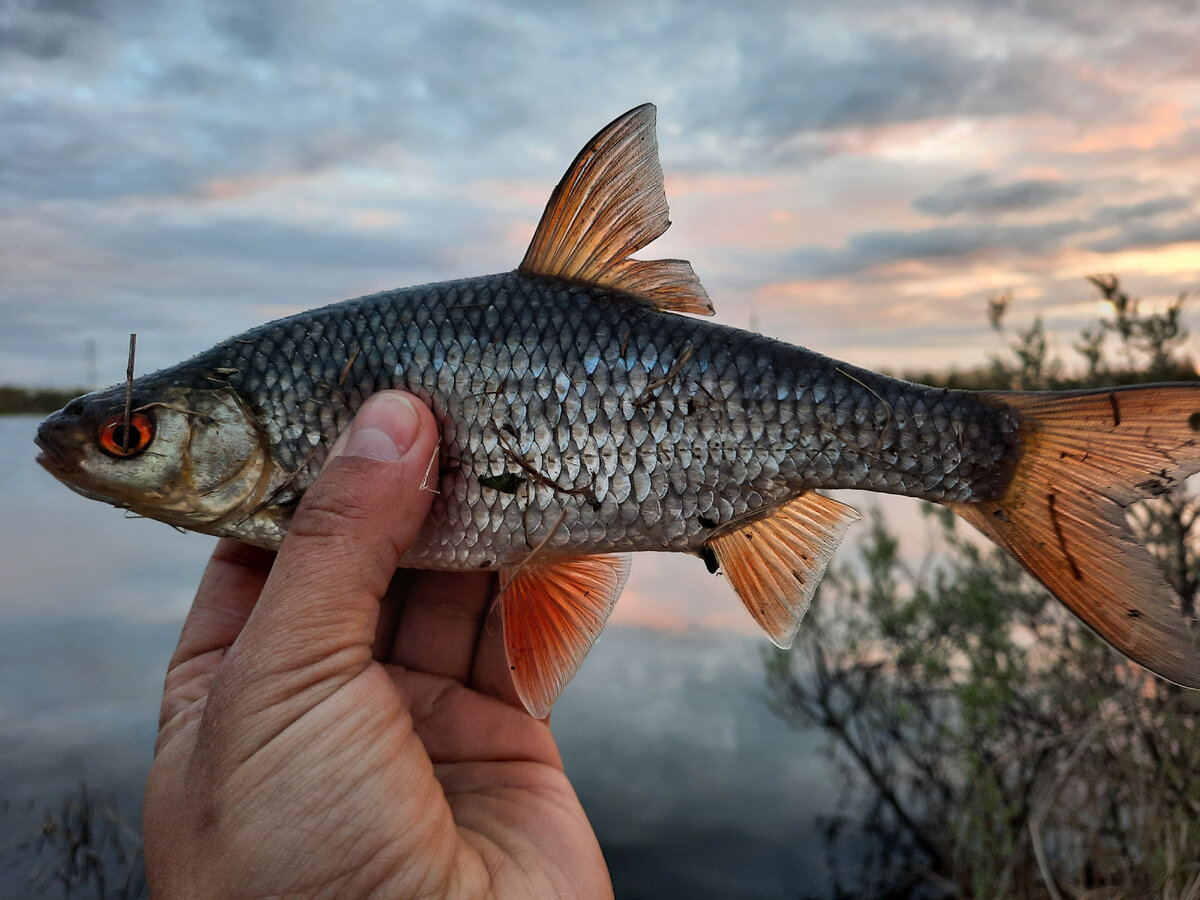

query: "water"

left=1, top=415, right=852, bottom=898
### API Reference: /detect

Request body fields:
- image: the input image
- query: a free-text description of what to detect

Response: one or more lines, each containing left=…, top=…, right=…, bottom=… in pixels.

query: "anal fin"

left=707, top=492, right=860, bottom=648
left=499, top=553, right=631, bottom=718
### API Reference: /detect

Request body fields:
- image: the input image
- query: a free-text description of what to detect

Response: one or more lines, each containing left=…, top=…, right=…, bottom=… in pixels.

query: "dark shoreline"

left=0, top=386, right=84, bottom=416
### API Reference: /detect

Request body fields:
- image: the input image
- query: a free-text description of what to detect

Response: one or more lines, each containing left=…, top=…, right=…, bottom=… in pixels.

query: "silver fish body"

left=50, top=270, right=1021, bottom=568
left=35, top=104, right=1200, bottom=712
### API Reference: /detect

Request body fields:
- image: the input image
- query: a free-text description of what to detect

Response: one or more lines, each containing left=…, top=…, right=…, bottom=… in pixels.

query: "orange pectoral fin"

left=498, top=553, right=632, bottom=718
left=708, top=492, right=860, bottom=648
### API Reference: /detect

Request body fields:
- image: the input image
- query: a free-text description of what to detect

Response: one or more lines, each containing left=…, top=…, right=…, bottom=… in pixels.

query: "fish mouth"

left=35, top=426, right=120, bottom=506
left=35, top=415, right=84, bottom=479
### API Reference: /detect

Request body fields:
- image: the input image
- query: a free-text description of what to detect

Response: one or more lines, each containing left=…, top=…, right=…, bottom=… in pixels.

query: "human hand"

left=143, top=391, right=612, bottom=898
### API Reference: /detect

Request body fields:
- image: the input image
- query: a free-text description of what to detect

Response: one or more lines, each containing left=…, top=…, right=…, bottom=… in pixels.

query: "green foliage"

left=769, top=276, right=1200, bottom=899
left=1085, top=274, right=1190, bottom=382
left=902, top=275, right=1197, bottom=392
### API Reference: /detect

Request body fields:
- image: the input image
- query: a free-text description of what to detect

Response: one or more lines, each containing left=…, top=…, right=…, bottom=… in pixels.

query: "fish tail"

left=947, top=385, right=1200, bottom=687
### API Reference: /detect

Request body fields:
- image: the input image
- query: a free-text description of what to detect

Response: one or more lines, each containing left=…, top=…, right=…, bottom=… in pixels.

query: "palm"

left=146, top=544, right=610, bottom=899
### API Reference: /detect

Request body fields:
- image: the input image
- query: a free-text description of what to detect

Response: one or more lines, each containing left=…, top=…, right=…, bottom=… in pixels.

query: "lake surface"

left=1, top=414, right=872, bottom=898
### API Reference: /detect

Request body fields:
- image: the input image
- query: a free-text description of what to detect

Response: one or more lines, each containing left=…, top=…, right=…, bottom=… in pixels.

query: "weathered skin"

left=38, top=270, right=1023, bottom=568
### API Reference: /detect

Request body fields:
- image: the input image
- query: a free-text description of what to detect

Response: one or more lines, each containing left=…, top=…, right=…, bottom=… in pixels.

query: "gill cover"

left=38, top=386, right=272, bottom=533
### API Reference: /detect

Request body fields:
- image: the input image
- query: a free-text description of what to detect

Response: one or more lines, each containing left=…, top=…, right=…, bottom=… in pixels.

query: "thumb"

left=223, top=391, right=440, bottom=697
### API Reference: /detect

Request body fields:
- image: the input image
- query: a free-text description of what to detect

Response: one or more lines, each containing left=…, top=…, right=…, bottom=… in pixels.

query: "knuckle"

left=290, top=461, right=380, bottom=540
left=210, top=538, right=274, bottom=571
left=278, top=459, right=403, bottom=591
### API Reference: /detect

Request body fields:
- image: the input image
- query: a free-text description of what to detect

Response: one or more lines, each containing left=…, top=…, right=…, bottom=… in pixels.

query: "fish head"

left=35, top=383, right=273, bottom=534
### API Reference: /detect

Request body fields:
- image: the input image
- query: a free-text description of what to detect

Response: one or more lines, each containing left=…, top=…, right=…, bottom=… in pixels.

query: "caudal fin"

left=948, top=385, right=1200, bottom=688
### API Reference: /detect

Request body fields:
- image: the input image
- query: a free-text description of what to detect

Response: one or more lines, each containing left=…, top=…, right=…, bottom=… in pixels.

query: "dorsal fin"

left=519, top=104, right=714, bottom=316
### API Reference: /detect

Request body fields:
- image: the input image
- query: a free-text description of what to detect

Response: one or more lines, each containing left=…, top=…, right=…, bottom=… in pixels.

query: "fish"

left=36, top=104, right=1200, bottom=717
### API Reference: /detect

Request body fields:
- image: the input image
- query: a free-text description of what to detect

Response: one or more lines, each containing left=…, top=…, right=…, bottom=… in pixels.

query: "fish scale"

left=132, top=270, right=1021, bottom=565
left=36, top=103, right=1200, bottom=714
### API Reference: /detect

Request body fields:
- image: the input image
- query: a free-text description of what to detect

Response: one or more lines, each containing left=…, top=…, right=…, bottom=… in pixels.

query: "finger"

left=390, top=668, right=561, bottom=767
left=389, top=570, right=497, bottom=680
left=220, top=391, right=440, bottom=696
left=170, top=539, right=275, bottom=668
left=158, top=539, right=275, bottom=731
left=369, top=569, right=414, bottom=661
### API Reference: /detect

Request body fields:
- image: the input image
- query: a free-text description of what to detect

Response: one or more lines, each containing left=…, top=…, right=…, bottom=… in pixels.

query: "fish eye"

left=98, top=411, right=155, bottom=458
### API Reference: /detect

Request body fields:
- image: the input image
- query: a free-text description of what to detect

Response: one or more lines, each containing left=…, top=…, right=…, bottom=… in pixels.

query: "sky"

left=3, top=0, right=1200, bottom=390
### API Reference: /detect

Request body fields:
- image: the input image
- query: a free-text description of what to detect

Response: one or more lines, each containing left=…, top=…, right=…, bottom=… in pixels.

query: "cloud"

left=791, top=220, right=1089, bottom=279
left=915, top=176, right=1083, bottom=217
left=3, top=0, right=1200, bottom=385
left=0, top=0, right=107, bottom=59
left=94, top=214, right=432, bottom=270
left=1087, top=220, right=1200, bottom=254
left=0, top=102, right=198, bottom=202
left=1091, top=196, right=1193, bottom=226
left=788, top=186, right=1196, bottom=280
left=675, top=3, right=1154, bottom=163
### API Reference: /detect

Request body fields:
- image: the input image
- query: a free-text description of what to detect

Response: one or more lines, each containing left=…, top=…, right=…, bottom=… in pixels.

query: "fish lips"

left=35, top=405, right=89, bottom=480
left=35, top=416, right=129, bottom=507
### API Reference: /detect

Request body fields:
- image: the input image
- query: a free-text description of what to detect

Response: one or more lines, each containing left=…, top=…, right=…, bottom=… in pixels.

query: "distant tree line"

left=0, top=385, right=84, bottom=415
left=767, top=276, right=1200, bottom=899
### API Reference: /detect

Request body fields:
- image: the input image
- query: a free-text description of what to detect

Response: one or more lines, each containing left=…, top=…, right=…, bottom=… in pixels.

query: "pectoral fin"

left=707, top=492, right=860, bottom=648
left=499, top=553, right=632, bottom=718
left=519, top=104, right=713, bottom=316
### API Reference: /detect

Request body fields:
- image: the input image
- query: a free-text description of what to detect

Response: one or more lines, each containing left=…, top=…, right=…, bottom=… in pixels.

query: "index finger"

left=170, top=539, right=275, bottom=669
left=157, top=539, right=275, bottom=733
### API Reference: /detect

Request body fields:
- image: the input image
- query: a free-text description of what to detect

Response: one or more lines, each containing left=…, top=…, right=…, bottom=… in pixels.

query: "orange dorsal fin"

left=499, top=553, right=632, bottom=718
left=518, top=104, right=714, bottom=316
left=707, top=492, right=861, bottom=648
left=949, top=385, right=1200, bottom=688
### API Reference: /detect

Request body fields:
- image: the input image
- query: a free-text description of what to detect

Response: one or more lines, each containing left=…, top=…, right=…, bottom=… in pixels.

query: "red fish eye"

left=98, top=411, right=155, bottom=458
